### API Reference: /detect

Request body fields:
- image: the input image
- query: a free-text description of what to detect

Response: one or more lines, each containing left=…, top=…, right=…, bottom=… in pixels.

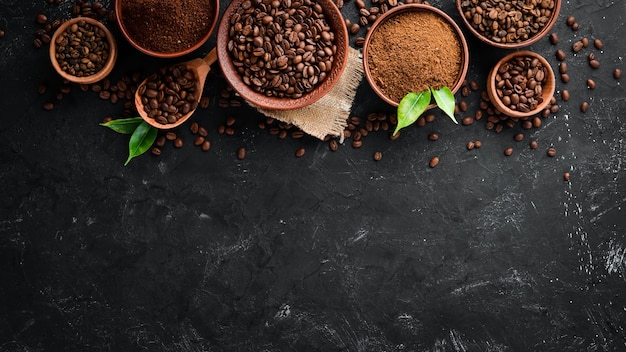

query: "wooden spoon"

left=135, top=48, right=217, bottom=130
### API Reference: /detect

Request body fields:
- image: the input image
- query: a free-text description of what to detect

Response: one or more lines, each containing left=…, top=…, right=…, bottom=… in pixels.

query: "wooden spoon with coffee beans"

left=135, top=48, right=217, bottom=129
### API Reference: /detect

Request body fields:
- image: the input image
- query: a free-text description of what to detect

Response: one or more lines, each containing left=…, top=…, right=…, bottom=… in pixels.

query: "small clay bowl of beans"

left=487, top=50, right=555, bottom=118
left=456, top=0, right=561, bottom=49
left=49, top=17, right=117, bottom=84
left=362, top=4, right=469, bottom=107
left=216, top=0, right=349, bottom=110
left=114, top=0, right=219, bottom=58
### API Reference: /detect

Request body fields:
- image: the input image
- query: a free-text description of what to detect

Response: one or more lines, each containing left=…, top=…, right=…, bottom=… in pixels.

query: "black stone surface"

left=1, top=0, right=626, bottom=351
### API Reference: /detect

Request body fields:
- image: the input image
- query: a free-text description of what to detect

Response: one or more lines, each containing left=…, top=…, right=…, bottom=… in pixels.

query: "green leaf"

left=124, top=122, right=158, bottom=166
left=394, top=90, right=431, bottom=135
left=431, top=86, right=457, bottom=124
left=100, top=117, right=144, bottom=134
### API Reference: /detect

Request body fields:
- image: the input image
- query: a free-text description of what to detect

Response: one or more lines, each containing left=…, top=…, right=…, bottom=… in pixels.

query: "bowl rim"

left=362, top=4, right=470, bottom=107
left=216, top=0, right=349, bottom=111
left=114, top=0, right=219, bottom=58
left=49, top=16, right=118, bottom=84
left=455, top=0, right=561, bottom=49
left=486, top=50, right=556, bottom=118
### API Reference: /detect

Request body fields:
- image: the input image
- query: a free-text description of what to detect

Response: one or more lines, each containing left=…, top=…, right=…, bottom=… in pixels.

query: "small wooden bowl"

left=49, top=17, right=117, bottom=84
left=487, top=50, right=555, bottom=118
left=456, top=0, right=561, bottom=49
left=362, top=4, right=470, bottom=108
left=114, top=0, right=219, bottom=58
left=216, top=0, right=349, bottom=110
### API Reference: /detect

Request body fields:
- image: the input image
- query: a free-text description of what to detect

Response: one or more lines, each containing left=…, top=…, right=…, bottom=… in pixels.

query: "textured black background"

left=1, top=0, right=626, bottom=351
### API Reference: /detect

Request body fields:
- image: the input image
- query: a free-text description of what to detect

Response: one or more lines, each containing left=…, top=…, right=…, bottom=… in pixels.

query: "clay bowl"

left=487, top=50, right=555, bottom=118
left=456, top=0, right=561, bottom=49
left=114, top=0, right=219, bottom=58
left=49, top=17, right=117, bottom=84
left=216, top=0, right=349, bottom=110
left=362, top=4, right=470, bottom=108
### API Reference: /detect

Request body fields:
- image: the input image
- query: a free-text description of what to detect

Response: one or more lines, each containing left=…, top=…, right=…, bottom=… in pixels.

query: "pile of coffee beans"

left=226, top=0, right=337, bottom=98
left=459, top=0, right=557, bottom=45
left=54, top=19, right=110, bottom=77
left=493, top=55, right=549, bottom=113
left=138, top=65, right=199, bottom=125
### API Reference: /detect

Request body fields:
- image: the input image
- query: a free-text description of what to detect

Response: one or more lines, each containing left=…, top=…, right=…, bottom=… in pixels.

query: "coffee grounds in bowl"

left=121, top=0, right=214, bottom=53
left=366, top=10, right=462, bottom=104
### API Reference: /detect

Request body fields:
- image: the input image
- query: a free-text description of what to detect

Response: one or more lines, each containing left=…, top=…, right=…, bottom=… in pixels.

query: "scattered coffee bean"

left=561, top=73, right=570, bottom=83
left=514, top=133, right=524, bottom=142
left=155, top=135, right=166, bottom=147
left=556, top=49, right=566, bottom=61
left=474, top=140, right=482, bottom=148
left=572, top=41, right=583, bottom=53
left=589, top=59, right=600, bottom=69
left=459, top=100, right=468, bottom=112
left=237, top=147, right=246, bottom=160
left=588, top=52, right=595, bottom=61
left=173, top=137, right=184, bottom=148
left=198, top=126, right=208, bottom=137
left=349, top=23, right=360, bottom=34
left=355, top=37, right=365, bottom=47
left=33, top=38, right=43, bottom=48
left=549, top=33, right=559, bottom=45
left=580, top=101, right=589, bottom=112
left=424, top=114, right=435, bottom=123
left=429, top=156, right=439, bottom=168
left=561, top=89, right=570, bottom=101
left=225, top=115, right=236, bottom=127
left=558, top=62, right=567, bottom=74
left=428, top=133, right=439, bottom=141
left=566, top=16, right=576, bottom=26
left=571, top=22, right=579, bottom=31
left=0, top=29, right=5, bottom=38
left=550, top=104, right=559, bottom=113
left=529, top=140, right=538, bottom=149
left=614, top=68, right=622, bottom=79
left=295, top=147, right=306, bottom=158
left=581, top=37, right=589, bottom=48
left=352, top=140, right=362, bottom=148
left=587, top=79, right=596, bottom=89
left=138, top=64, right=198, bottom=125
left=594, top=38, right=603, bottom=50
left=151, top=147, right=161, bottom=156
left=42, top=101, right=54, bottom=110
left=466, top=141, right=475, bottom=150
left=165, top=131, right=177, bottom=140
left=329, top=139, right=339, bottom=151
left=201, top=140, right=211, bottom=152
left=532, top=117, right=542, bottom=128
left=547, top=147, right=556, bottom=157
left=36, top=13, right=48, bottom=24
left=200, top=96, right=210, bottom=108
left=504, top=147, right=513, bottom=156
left=194, top=136, right=205, bottom=146
left=563, top=172, right=570, bottom=181
left=373, top=151, right=382, bottom=161
left=37, top=83, right=47, bottom=94
left=469, top=80, right=479, bottom=91
left=190, top=122, right=199, bottom=134
left=462, top=116, right=474, bottom=126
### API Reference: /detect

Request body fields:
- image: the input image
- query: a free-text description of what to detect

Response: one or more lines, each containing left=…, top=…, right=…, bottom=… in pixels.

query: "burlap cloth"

left=255, top=47, right=364, bottom=142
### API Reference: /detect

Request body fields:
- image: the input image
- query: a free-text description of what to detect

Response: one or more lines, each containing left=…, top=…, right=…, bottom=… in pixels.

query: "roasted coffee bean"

left=561, top=73, right=570, bottom=83
left=594, top=38, right=603, bottom=50
left=466, top=141, right=475, bottom=150
left=521, top=120, right=532, bottom=130
left=614, top=68, right=622, bottom=79
left=556, top=49, right=566, bottom=61
left=566, top=16, right=576, bottom=26
left=226, top=127, right=235, bottom=136
left=201, top=140, right=211, bottom=152
left=199, top=96, right=210, bottom=108
left=532, top=117, right=541, bottom=128
left=99, top=91, right=110, bottom=100
left=561, top=89, right=570, bottom=101
left=173, top=137, right=184, bottom=148
left=291, top=131, right=304, bottom=139
left=0, top=29, right=5, bottom=38
left=581, top=37, right=589, bottom=48
left=355, top=37, right=365, bottom=47
left=237, top=147, right=246, bottom=160
left=356, top=0, right=365, bottom=8
left=155, top=135, right=166, bottom=147
left=151, top=147, right=161, bottom=156
left=514, top=133, right=524, bottom=142
left=295, top=147, right=306, bottom=158
left=190, top=122, right=199, bottom=134
left=389, top=131, right=401, bottom=140
left=429, top=156, right=439, bottom=168
left=572, top=41, right=583, bottom=53
left=462, top=116, right=474, bottom=126
left=504, top=147, right=513, bottom=156
left=225, top=115, right=236, bottom=127
left=36, top=13, right=48, bottom=24
left=350, top=23, right=360, bottom=34
left=589, top=59, right=600, bottom=69
left=329, top=139, right=339, bottom=151
left=33, top=38, right=42, bottom=48
left=469, top=80, right=479, bottom=91
left=559, top=62, right=567, bottom=74
left=459, top=100, right=468, bottom=112
left=424, top=113, right=435, bottom=123
left=474, top=139, right=482, bottom=148
left=194, top=136, right=205, bottom=146
left=587, top=79, right=596, bottom=89
left=352, top=139, right=362, bottom=148
left=563, top=172, right=570, bottom=181
left=165, top=132, right=177, bottom=141
left=42, top=101, right=54, bottom=110
left=580, top=101, right=589, bottom=112
left=373, top=151, right=382, bottom=161
left=529, top=140, right=538, bottom=149
left=547, top=147, right=556, bottom=157
left=54, top=19, right=110, bottom=77
left=37, top=83, right=47, bottom=94
left=428, top=133, right=439, bottom=141
left=549, top=33, right=559, bottom=45
left=474, top=110, right=483, bottom=121
left=139, top=64, right=198, bottom=125
left=571, top=22, right=579, bottom=31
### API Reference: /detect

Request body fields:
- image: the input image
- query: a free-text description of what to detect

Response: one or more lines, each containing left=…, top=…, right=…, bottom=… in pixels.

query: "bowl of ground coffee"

left=50, top=17, right=118, bottom=84
left=487, top=50, right=555, bottom=118
left=456, top=0, right=561, bottom=49
left=115, top=0, right=219, bottom=58
left=362, top=4, right=469, bottom=107
left=216, top=0, right=349, bottom=110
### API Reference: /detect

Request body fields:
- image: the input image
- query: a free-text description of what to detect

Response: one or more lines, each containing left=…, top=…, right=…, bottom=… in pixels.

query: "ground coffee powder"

left=121, top=0, right=213, bottom=53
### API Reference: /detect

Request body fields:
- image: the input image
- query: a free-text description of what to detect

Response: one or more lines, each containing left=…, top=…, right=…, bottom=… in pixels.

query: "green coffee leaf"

left=100, top=117, right=144, bottom=134
left=124, top=121, right=157, bottom=166
left=394, top=90, right=431, bottom=135
left=431, top=86, right=457, bottom=124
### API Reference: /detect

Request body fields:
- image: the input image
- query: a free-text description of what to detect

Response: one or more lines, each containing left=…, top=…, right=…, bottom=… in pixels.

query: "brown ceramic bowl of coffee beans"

left=362, top=4, right=470, bottom=107
left=456, top=0, right=561, bottom=49
left=487, top=50, right=555, bottom=118
left=114, top=0, right=219, bottom=58
left=216, top=0, right=349, bottom=110
left=49, top=17, right=118, bottom=84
